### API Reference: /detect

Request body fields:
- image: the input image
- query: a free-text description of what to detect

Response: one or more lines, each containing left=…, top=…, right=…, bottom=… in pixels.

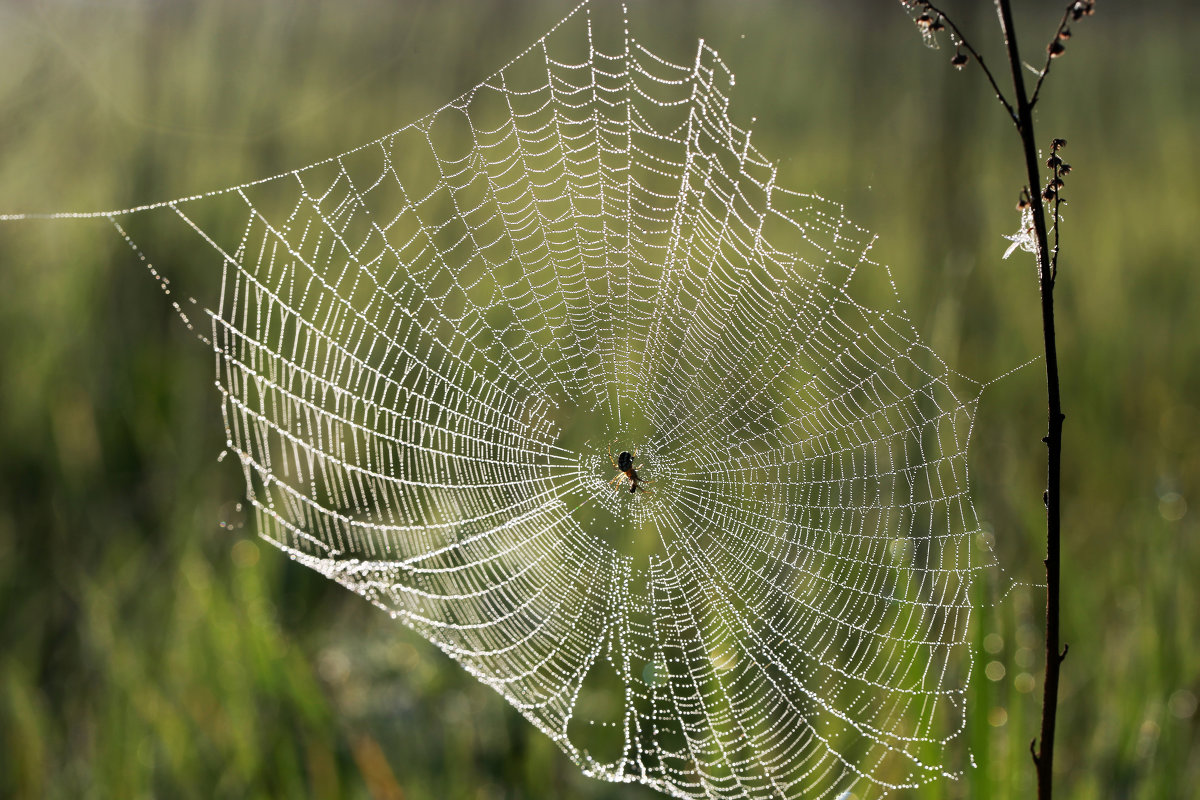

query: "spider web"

left=31, top=2, right=1003, bottom=797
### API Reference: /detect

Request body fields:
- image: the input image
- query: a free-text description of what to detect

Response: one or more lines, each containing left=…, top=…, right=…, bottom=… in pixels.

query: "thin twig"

left=993, top=2, right=1066, bottom=799
left=919, top=2, right=1019, bottom=125
left=1051, top=200, right=1062, bottom=283
left=1050, top=187, right=1062, bottom=284
left=1047, top=147, right=1067, bottom=283
left=1030, top=5, right=1079, bottom=107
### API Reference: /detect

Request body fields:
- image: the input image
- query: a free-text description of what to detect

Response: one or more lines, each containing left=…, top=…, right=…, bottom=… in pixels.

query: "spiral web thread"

left=71, top=3, right=1001, bottom=798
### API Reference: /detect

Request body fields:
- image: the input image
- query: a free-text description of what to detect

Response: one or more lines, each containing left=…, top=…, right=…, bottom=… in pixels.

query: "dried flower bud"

left=1017, top=197, right=1030, bottom=211
left=1051, top=177, right=1065, bottom=190
left=1051, top=138, right=1067, bottom=151
left=1047, top=154, right=1063, bottom=169
left=1059, top=163, right=1072, bottom=176
left=916, top=14, right=934, bottom=29
left=951, top=52, right=969, bottom=69
left=1043, top=186, right=1057, bottom=201
left=1048, top=39, right=1066, bottom=58
left=1059, top=27, right=1072, bottom=40
left=930, top=18, right=946, bottom=32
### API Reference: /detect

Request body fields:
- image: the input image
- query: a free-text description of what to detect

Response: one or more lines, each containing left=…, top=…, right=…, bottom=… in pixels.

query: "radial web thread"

left=93, top=3, right=1002, bottom=798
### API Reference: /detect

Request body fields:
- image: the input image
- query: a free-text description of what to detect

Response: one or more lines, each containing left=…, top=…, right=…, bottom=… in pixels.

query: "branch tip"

left=902, top=1, right=1018, bottom=123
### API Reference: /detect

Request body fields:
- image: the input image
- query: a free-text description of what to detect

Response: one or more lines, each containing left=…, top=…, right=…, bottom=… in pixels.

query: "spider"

left=608, top=440, right=652, bottom=494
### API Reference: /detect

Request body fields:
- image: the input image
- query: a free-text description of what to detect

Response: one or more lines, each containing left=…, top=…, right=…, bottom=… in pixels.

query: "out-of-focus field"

left=0, top=1, right=1195, bottom=798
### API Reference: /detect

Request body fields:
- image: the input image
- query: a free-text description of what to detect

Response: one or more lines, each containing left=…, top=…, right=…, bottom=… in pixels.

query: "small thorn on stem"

left=1060, top=643, right=1070, bottom=662
left=1030, top=738, right=1040, bottom=764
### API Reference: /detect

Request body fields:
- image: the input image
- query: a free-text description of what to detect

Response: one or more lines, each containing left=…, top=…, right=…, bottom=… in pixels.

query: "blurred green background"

left=0, top=1, right=1196, bottom=798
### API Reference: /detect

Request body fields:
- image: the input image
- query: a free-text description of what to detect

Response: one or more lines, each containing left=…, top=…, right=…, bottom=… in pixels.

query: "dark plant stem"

left=993, top=1, right=1066, bottom=798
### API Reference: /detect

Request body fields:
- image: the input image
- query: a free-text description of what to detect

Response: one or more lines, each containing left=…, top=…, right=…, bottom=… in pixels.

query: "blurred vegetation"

left=0, top=1, right=1196, bottom=798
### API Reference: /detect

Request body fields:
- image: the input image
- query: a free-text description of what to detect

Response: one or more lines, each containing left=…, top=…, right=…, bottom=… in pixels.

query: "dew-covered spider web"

left=19, top=2, right=1006, bottom=797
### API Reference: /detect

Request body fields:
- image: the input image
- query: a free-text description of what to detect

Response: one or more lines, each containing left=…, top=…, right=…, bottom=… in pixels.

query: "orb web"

left=91, top=3, right=999, bottom=798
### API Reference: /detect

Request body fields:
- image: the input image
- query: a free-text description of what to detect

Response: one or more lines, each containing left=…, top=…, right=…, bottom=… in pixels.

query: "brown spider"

left=608, top=440, right=652, bottom=494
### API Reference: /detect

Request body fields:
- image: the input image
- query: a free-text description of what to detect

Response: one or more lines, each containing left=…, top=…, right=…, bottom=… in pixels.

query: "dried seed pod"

left=951, top=52, right=969, bottom=69
left=1047, top=154, right=1063, bottom=169
left=1051, top=138, right=1068, bottom=151
left=1048, top=39, right=1066, bottom=58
